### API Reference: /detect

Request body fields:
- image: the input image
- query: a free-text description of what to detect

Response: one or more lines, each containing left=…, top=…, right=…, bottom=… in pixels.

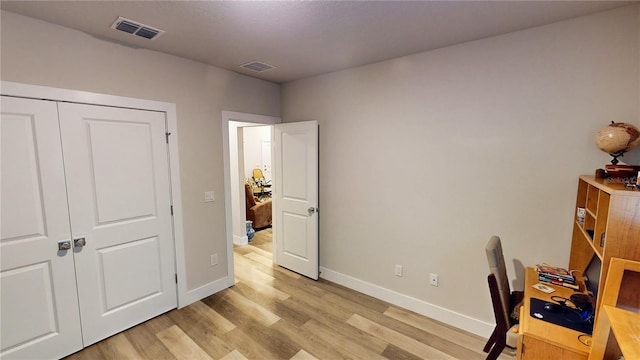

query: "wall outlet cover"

left=430, top=273, right=439, bottom=286
left=394, top=264, right=403, bottom=277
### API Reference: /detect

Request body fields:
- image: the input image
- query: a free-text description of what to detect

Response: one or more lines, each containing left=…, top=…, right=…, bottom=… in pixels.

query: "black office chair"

left=484, top=274, right=508, bottom=360
left=484, top=236, right=523, bottom=360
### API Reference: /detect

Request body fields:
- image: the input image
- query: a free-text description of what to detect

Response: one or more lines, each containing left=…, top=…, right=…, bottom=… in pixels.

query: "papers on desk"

left=532, top=283, right=556, bottom=293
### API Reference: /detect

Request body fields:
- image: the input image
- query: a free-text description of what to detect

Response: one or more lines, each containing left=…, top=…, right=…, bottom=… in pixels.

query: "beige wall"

left=0, top=10, right=281, bottom=291
left=282, top=5, right=640, bottom=328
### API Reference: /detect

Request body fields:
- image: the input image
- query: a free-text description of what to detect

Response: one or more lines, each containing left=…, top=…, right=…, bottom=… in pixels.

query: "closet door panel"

left=58, top=103, right=176, bottom=346
left=0, top=97, right=83, bottom=359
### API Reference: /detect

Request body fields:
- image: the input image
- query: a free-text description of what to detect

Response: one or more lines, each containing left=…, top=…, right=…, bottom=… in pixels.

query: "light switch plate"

left=204, top=191, right=215, bottom=202
left=210, top=254, right=218, bottom=266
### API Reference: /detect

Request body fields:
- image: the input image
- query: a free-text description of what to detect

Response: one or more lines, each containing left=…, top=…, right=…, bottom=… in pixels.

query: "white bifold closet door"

left=1, top=97, right=177, bottom=359
left=1, top=97, right=84, bottom=359
left=58, top=103, right=176, bottom=346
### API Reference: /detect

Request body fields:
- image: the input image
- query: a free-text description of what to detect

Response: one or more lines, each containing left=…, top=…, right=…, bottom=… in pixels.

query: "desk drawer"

left=520, top=335, right=588, bottom=360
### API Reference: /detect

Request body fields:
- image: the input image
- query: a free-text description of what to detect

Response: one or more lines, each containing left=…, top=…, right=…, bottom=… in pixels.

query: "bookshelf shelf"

left=574, top=221, right=601, bottom=259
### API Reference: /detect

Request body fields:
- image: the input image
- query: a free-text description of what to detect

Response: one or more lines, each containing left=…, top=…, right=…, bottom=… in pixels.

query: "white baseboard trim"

left=233, top=235, right=248, bottom=246
left=178, top=276, right=232, bottom=308
left=319, top=266, right=494, bottom=338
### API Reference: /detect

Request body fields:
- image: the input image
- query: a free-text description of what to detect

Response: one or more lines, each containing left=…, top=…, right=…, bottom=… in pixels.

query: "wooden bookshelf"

left=569, top=175, right=640, bottom=311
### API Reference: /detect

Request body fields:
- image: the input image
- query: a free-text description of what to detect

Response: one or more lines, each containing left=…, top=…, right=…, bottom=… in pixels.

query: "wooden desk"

left=589, top=305, right=640, bottom=360
left=517, top=268, right=591, bottom=360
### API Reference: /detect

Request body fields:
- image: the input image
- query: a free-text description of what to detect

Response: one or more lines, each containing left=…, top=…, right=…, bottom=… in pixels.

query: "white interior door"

left=0, top=97, right=83, bottom=359
left=57, top=103, right=177, bottom=345
left=274, top=121, right=319, bottom=279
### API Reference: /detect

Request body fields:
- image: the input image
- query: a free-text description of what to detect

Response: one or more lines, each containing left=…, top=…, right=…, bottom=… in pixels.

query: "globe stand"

left=609, top=151, right=625, bottom=165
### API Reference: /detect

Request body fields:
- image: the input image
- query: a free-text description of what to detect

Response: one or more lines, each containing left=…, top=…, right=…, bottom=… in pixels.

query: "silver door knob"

left=73, top=237, right=86, bottom=248
left=58, top=240, right=72, bottom=251
left=307, top=207, right=318, bottom=216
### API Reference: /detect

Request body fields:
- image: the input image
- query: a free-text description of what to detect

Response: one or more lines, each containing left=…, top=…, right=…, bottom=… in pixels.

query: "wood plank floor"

left=65, top=228, right=515, bottom=360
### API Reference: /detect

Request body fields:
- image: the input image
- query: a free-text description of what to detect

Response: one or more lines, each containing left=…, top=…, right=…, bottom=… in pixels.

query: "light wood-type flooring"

left=65, top=228, right=515, bottom=360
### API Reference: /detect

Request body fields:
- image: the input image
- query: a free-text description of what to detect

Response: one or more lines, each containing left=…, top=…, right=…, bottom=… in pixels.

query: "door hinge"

left=175, top=274, right=178, bottom=283
left=165, top=132, right=171, bottom=144
left=170, top=205, right=173, bottom=216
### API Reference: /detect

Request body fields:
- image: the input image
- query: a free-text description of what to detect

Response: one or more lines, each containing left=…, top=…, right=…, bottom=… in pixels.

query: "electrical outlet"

left=430, top=273, right=439, bottom=287
left=210, top=254, right=218, bottom=266
left=395, top=264, right=403, bottom=277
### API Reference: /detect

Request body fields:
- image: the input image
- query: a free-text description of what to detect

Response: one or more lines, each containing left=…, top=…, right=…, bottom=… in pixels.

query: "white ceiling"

left=1, top=1, right=635, bottom=84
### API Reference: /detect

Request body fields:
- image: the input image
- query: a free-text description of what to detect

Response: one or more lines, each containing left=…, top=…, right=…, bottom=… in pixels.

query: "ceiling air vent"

left=240, top=60, right=275, bottom=73
left=111, top=16, right=165, bottom=40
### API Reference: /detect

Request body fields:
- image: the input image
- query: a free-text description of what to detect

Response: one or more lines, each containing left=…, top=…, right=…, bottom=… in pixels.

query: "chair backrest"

left=485, top=235, right=511, bottom=327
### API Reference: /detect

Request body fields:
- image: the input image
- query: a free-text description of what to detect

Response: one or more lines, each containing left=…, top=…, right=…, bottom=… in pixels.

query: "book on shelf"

left=538, top=276, right=579, bottom=290
left=537, top=272, right=577, bottom=284
left=537, top=273, right=576, bottom=284
left=535, top=263, right=574, bottom=281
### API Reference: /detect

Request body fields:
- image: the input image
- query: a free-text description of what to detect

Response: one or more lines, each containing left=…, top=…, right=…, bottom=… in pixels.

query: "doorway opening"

left=242, top=125, right=273, bottom=244
left=221, top=111, right=280, bottom=285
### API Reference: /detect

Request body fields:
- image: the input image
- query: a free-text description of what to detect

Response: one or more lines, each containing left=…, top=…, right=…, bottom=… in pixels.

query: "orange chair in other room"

left=244, top=183, right=272, bottom=229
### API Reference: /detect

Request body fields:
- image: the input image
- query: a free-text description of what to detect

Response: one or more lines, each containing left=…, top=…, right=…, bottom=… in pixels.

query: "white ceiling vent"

left=240, top=60, right=275, bottom=73
left=111, top=16, right=165, bottom=40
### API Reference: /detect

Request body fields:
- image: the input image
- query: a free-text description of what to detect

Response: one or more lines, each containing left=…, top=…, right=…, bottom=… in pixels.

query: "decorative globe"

left=595, top=122, right=640, bottom=164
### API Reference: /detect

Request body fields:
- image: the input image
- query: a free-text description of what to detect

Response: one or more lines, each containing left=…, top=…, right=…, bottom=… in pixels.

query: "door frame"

left=221, top=110, right=280, bottom=285
left=0, top=81, right=189, bottom=307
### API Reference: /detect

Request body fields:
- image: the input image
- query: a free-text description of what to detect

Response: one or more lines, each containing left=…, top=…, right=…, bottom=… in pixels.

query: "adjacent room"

left=1, top=1, right=639, bottom=359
